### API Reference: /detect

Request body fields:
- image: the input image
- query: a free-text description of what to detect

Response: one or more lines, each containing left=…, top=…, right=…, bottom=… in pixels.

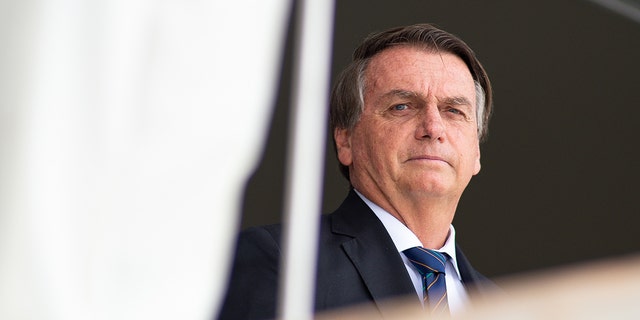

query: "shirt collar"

left=354, top=189, right=463, bottom=280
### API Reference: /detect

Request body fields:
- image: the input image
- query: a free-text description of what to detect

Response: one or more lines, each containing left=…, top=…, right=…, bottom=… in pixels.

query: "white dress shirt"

left=354, top=190, right=470, bottom=315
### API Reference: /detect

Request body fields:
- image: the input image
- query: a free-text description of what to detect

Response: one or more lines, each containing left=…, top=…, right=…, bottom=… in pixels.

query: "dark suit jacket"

left=218, top=189, right=495, bottom=319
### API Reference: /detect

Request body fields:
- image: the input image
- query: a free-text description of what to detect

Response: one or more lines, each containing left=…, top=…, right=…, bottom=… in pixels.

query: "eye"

left=446, top=107, right=464, bottom=115
left=443, top=106, right=473, bottom=121
left=393, top=104, right=409, bottom=111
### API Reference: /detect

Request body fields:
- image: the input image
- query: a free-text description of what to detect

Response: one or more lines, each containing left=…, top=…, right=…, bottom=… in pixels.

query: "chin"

left=404, top=180, right=451, bottom=196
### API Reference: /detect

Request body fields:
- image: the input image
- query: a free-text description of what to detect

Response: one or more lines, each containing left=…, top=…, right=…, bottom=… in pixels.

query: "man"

left=219, top=23, right=495, bottom=319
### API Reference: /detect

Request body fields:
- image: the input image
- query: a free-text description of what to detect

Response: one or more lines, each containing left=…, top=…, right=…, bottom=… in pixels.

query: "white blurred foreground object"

left=0, top=0, right=288, bottom=319
left=278, top=0, right=335, bottom=319
left=316, top=254, right=640, bottom=320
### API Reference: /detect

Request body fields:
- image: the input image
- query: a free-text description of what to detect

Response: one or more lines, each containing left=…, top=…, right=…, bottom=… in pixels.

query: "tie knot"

left=403, top=247, right=447, bottom=275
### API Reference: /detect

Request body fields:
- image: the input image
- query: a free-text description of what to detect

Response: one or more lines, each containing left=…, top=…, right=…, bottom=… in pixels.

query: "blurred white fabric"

left=0, top=0, right=289, bottom=319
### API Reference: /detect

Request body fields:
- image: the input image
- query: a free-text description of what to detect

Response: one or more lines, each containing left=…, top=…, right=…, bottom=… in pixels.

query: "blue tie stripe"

left=403, top=246, right=449, bottom=313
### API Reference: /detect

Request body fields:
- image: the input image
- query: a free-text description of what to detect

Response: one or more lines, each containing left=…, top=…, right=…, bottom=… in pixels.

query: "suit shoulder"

left=239, top=224, right=283, bottom=243
left=235, top=224, right=283, bottom=265
left=218, top=224, right=283, bottom=320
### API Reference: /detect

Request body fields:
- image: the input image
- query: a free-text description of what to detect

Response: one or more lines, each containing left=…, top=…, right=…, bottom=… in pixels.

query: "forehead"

left=364, top=46, right=475, bottom=101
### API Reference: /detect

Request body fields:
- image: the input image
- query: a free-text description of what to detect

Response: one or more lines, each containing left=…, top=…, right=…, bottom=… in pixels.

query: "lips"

left=406, top=155, right=450, bottom=166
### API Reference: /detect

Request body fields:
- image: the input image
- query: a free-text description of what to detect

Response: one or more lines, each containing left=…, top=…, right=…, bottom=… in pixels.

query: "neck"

left=358, top=188, right=459, bottom=250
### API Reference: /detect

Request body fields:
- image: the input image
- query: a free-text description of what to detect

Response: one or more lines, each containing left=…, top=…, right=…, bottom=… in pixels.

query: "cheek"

left=352, top=133, right=387, bottom=167
left=368, top=136, right=403, bottom=171
left=351, top=136, right=374, bottom=165
left=451, top=131, right=481, bottom=173
left=465, top=140, right=481, bottom=175
left=350, top=119, right=407, bottom=170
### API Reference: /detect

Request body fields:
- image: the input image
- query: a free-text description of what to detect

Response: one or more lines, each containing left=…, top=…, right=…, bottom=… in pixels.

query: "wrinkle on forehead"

left=365, top=51, right=475, bottom=103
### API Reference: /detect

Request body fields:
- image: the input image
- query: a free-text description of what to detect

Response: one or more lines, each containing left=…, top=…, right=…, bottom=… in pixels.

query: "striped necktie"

left=403, top=247, right=449, bottom=314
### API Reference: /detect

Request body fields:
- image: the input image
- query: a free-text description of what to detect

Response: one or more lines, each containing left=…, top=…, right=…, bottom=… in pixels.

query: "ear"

left=334, top=128, right=353, bottom=166
left=473, top=143, right=481, bottom=175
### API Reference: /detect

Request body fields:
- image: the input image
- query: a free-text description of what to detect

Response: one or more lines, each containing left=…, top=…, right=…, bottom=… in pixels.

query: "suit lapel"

left=330, top=190, right=418, bottom=317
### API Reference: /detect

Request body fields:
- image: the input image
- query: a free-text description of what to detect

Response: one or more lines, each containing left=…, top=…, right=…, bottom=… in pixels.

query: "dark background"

left=240, top=0, right=640, bottom=278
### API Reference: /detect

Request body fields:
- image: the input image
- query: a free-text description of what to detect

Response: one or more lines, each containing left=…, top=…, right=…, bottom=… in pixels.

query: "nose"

left=415, top=105, right=445, bottom=141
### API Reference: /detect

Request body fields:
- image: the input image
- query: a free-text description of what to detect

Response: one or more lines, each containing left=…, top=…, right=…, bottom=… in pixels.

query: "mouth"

left=406, top=155, right=450, bottom=166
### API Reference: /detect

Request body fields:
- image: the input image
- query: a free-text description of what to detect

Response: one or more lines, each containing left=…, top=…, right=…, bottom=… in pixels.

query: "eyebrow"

left=381, top=89, right=419, bottom=100
left=381, top=89, right=472, bottom=106
left=441, top=96, right=472, bottom=106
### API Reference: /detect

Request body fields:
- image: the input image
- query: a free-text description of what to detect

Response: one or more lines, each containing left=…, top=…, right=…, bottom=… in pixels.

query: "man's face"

left=335, top=46, right=481, bottom=202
